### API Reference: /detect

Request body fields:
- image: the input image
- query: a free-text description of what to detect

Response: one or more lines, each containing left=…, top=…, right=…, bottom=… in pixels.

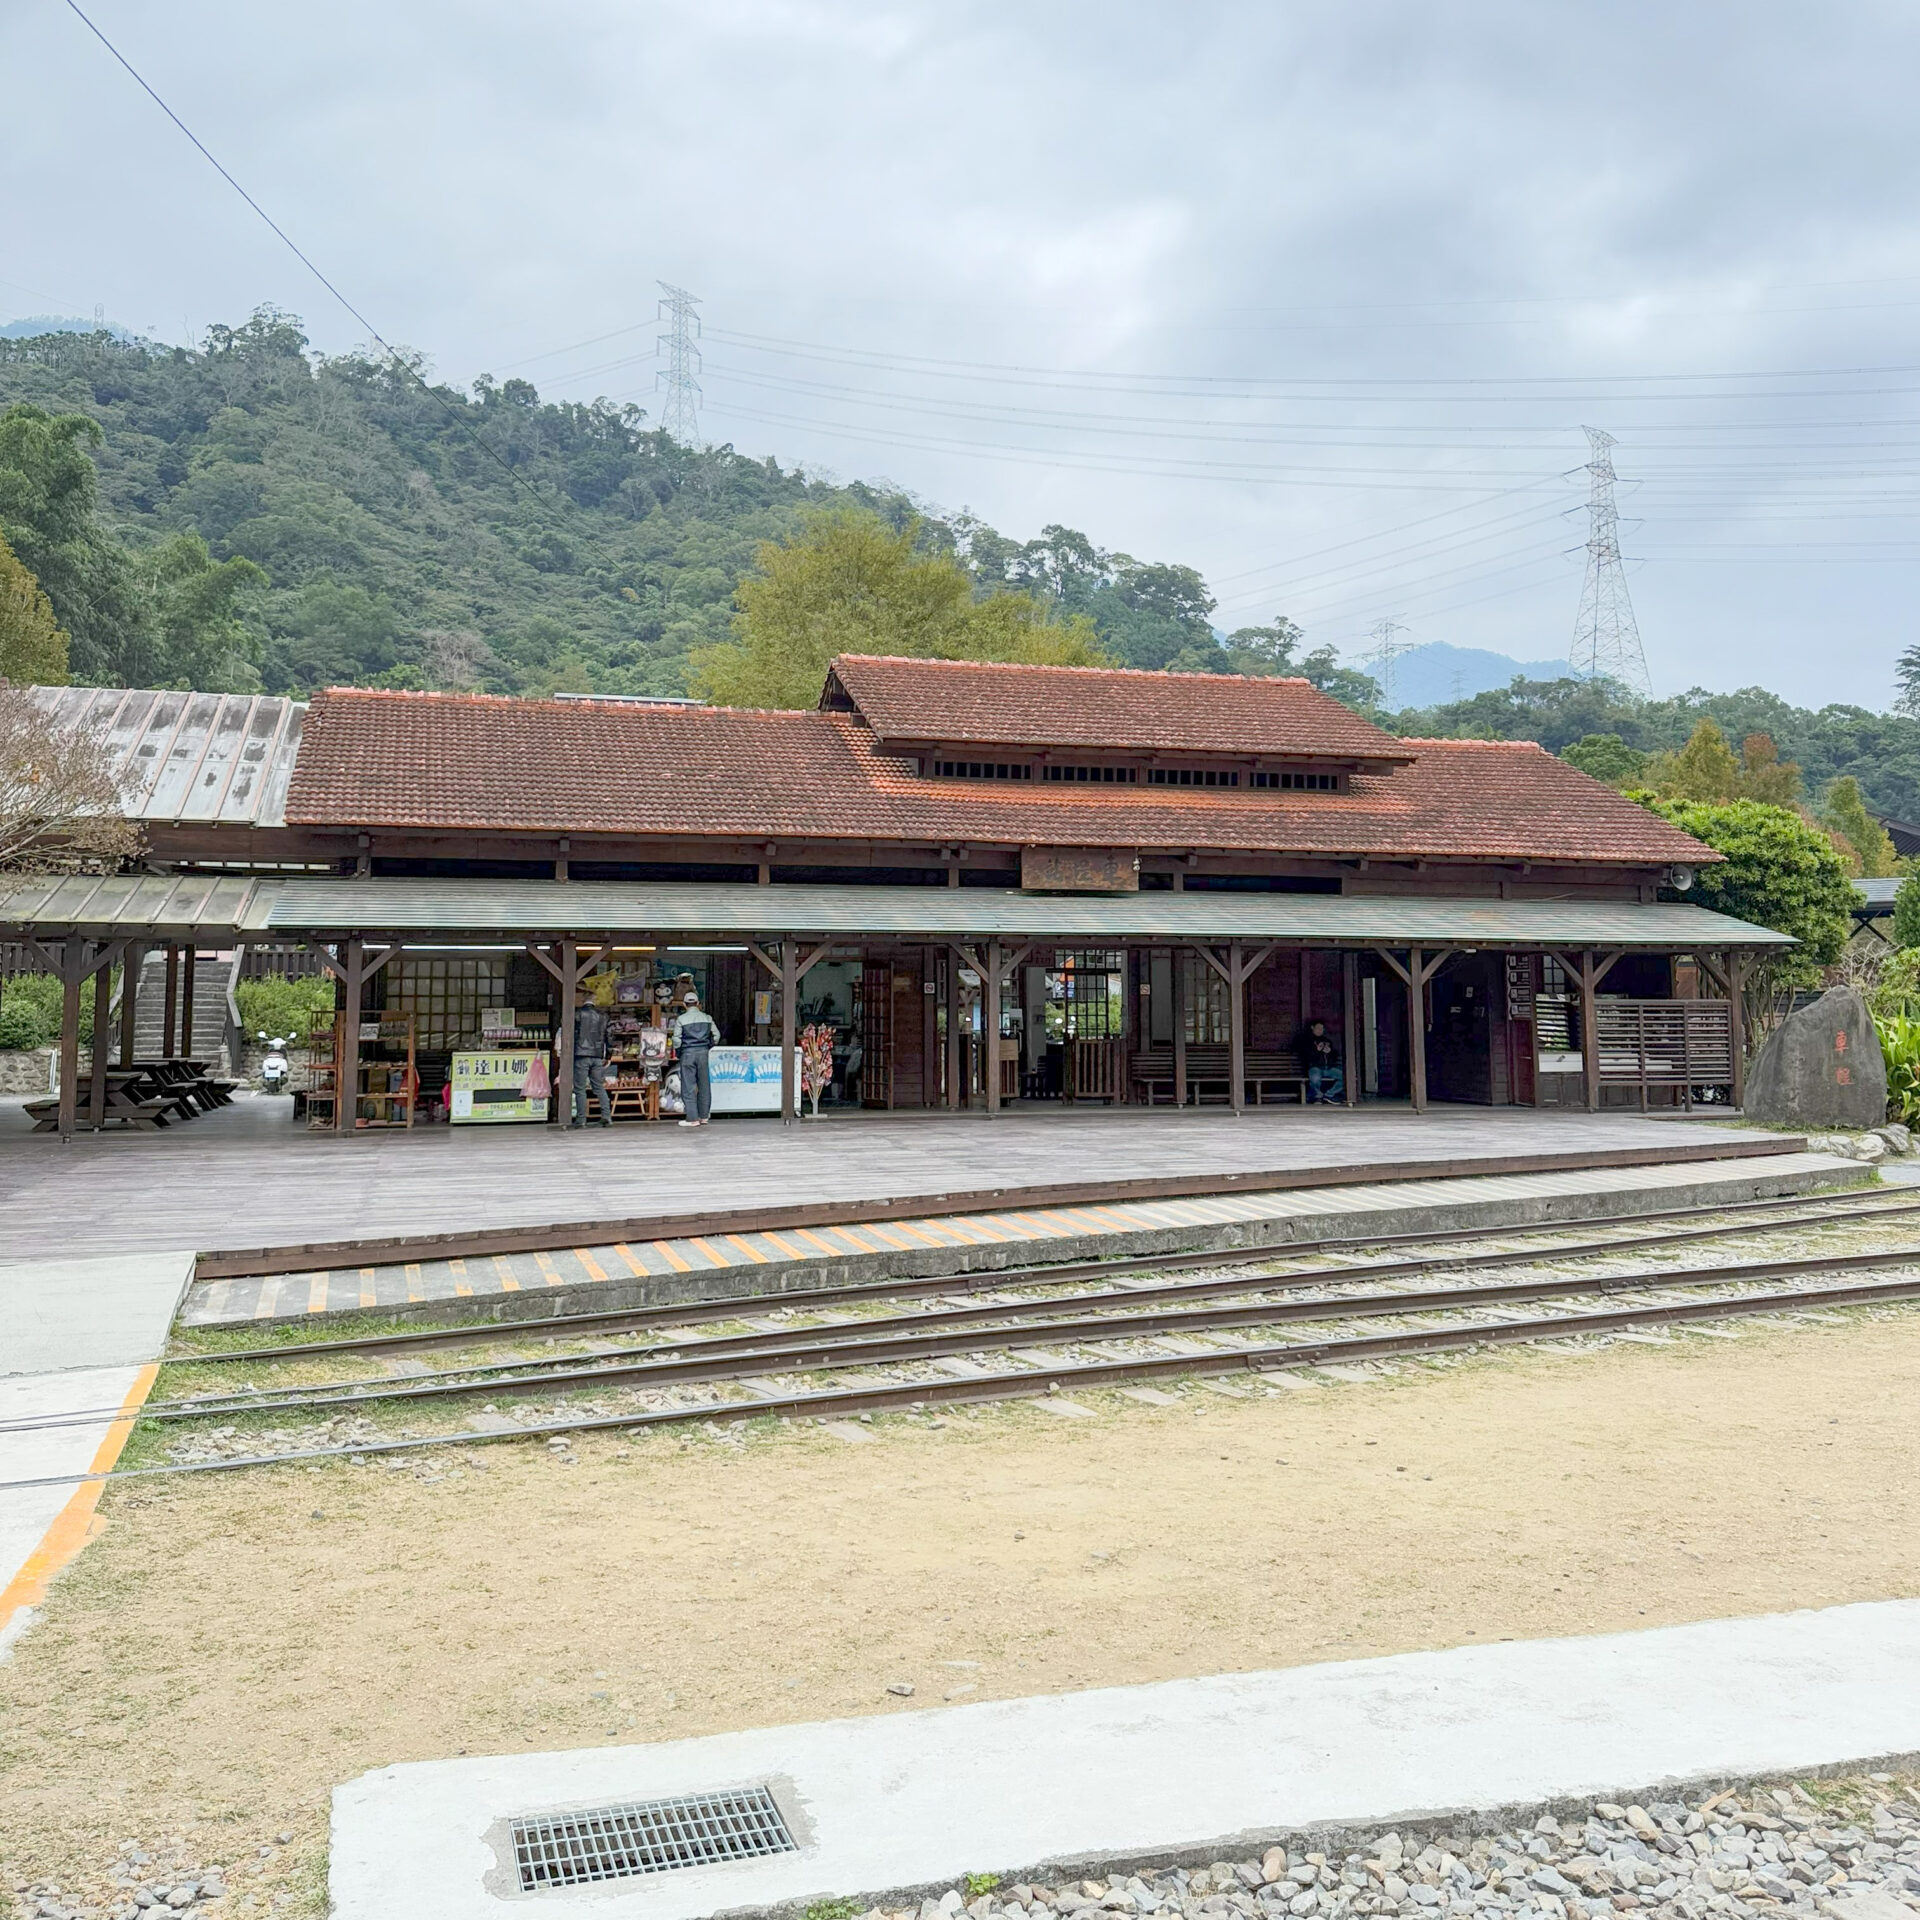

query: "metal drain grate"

left=512, top=1785, right=797, bottom=1891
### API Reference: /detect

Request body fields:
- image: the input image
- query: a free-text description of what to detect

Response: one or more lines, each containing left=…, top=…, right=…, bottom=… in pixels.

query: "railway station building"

left=2, top=656, right=1790, bottom=1137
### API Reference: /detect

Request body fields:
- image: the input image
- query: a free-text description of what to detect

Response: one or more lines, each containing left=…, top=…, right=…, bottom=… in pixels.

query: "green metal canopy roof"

left=0, top=871, right=1794, bottom=948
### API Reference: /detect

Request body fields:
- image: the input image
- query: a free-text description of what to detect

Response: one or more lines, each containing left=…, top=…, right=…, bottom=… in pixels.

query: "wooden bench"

left=1129, top=1051, right=1311, bottom=1105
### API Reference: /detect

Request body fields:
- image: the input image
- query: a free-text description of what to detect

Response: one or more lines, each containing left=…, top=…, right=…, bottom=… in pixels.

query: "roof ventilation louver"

left=511, top=1786, right=797, bottom=1892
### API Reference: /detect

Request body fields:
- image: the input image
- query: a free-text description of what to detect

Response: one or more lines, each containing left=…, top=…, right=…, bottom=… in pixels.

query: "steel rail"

left=12, top=1265, right=1917, bottom=1494
left=141, top=1230, right=1920, bottom=1423
left=176, top=1182, right=1901, bottom=1368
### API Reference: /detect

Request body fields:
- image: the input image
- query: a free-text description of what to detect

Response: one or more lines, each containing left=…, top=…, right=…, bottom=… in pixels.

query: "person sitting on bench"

left=1296, top=1019, right=1345, bottom=1105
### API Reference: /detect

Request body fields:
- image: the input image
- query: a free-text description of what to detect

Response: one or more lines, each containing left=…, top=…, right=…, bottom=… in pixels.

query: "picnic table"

left=24, top=1057, right=237, bottom=1133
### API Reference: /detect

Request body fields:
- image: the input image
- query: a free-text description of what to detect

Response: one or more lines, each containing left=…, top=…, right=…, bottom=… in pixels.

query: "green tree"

left=694, top=510, right=1104, bottom=708
left=1737, top=733, right=1803, bottom=806
left=1643, top=797, right=1854, bottom=996
left=1220, top=618, right=1382, bottom=710
left=0, top=529, right=68, bottom=683
left=131, top=533, right=265, bottom=691
left=1894, top=873, right=1920, bottom=950
left=1821, top=774, right=1899, bottom=878
left=0, top=403, right=143, bottom=683
left=1643, top=718, right=1743, bottom=801
left=1560, top=733, right=1646, bottom=784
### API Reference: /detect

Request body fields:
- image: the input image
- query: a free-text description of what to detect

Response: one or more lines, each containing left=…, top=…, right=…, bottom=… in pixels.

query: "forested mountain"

left=6, top=308, right=1920, bottom=817
left=0, top=310, right=1308, bottom=701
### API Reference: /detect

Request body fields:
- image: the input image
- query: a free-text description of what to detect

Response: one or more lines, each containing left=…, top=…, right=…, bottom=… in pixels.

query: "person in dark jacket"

left=671, top=990, right=721, bottom=1128
left=570, top=998, right=613, bottom=1128
left=1296, top=1018, right=1345, bottom=1105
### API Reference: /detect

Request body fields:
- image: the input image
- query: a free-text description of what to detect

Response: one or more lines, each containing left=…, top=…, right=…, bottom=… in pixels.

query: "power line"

left=57, top=0, right=646, bottom=579
left=1570, top=428, right=1652, bottom=698
left=656, top=284, right=703, bottom=445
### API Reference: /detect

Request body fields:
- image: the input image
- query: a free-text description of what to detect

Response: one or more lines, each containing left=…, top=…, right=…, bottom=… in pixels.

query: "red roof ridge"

left=1396, top=736, right=1551, bottom=751
left=830, top=652, right=1314, bottom=689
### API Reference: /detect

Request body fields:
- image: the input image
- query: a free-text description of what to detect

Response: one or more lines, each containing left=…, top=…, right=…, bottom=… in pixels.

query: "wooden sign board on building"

left=1021, top=847, right=1140, bottom=893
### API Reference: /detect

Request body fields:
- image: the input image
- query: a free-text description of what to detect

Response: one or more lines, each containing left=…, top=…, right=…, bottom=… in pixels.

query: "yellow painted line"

left=493, top=1254, right=521, bottom=1293
left=758, top=1231, right=808, bottom=1260
left=534, top=1251, right=567, bottom=1288
left=725, top=1235, right=770, bottom=1264
left=882, top=1219, right=944, bottom=1247
left=937, top=1216, right=1002, bottom=1243
left=793, top=1227, right=849, bottom=1258
left=253, top=1279, right=283, bottom=1321
left=306, top=1271, right=330, bottom=1315
left=613, top=1243, right=649, bottom=1277
left=1010, top=1212, right=1073, bottom=1239
left=858, top=1222, right=918, bottom=1252
left=1056, top=1207, right=1126, bottom=1235
left=652, top=1241, right=693, bottom=1273
left=358, top=1267, right=377, bottom=1310
left=688, top=1238, right=733, bottom=1268
left=823, top=1224, right=882, bottom=1252
left=575, top=1247, right=610, bottom=1282
left=404, top=1263, right=424, bottom=1303
left=0, top=1365, right=158, bottom=1637
left=449, top=1257, right=473, bottom=1299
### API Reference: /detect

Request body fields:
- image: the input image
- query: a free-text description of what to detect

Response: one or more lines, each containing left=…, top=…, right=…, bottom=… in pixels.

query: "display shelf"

left=353, top=1014, right=417, bottom=1130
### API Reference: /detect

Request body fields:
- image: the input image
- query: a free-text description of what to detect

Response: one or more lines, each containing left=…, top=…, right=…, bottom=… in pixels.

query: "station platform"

left=180, top=1146, right=1857, bottom=1332
left=1, top=1098, right=1811, bottom=1265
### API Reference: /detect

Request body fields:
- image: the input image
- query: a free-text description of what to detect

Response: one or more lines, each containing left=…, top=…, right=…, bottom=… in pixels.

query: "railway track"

left=10, top=1185, right=1918, bottom=1491
left=144, top=1192, right=1920, bottom=1422
left=177, top=1181, right=1914, bottom=1367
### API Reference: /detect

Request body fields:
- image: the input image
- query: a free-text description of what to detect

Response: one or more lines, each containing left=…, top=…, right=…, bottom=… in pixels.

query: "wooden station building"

left=3, top=657, right=1790, bottom=1137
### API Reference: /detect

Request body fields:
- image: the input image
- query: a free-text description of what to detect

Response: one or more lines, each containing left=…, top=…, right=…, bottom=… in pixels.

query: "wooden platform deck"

left=0, top=1092, right=1790, bottom=1263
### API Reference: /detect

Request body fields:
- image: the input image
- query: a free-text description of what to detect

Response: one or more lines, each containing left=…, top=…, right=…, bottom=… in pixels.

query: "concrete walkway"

left=0, top=1250, right=193, bottom=1655
left=330, top=1598, right=1920, bottom=1920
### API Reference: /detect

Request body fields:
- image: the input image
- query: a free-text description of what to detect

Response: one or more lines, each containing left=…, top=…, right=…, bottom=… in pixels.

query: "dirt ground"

left=5, top=1312, right=1920, bottom=1914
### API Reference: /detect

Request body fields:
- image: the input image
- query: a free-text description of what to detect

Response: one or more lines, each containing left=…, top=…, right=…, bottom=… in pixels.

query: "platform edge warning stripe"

left=0, top=1364, right=157, bottom=1642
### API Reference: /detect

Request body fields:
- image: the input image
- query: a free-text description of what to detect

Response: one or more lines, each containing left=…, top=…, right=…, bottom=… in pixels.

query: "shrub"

left=235, top=973, right=335, bottom=1041
left=1877, top=1012, right=1920, bottom=1126
left=0, top=972, right=80, bottom=1049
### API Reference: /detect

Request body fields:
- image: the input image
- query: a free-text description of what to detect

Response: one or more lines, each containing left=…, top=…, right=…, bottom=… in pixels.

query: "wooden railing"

left=1591, top=998, right=1735, bottom=1110
left=1064, top=1037, right=1123, bottom=1103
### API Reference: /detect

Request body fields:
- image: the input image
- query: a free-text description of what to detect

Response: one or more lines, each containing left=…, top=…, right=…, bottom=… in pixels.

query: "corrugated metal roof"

left=0, top=873, right=1796, bottom=947
left=0, top=870, right=262, bottom=936
left=241, top=877, right=1793, bottom=948
left=30, top=686, right=305, bottom=826
left=1856, top=878, right=1901, bottom=908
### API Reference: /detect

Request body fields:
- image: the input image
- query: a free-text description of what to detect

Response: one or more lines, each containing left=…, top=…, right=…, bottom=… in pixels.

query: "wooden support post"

left=162, top=944, right=179, bottom=1057
left=337, top=937, right=364, bottom=1132
left=1173, top=946, right=1188, bottom=1109
left=1578, top=950, right=1600, bottom=1113
left=57, top=938, right=83, bottom=1141
left=946, top=949, right=963, bottom=1109
left=1228, top=940, right=1247, bottom=1115
left=1728, top=949, right=1747, bottom=1109
left=556, top=937, right=577, bottom=1127
left=985, top=936, right=1002, bottom=1115
left=779, top=937, right=798, bottom=1125
left=1408, top=945, right=1427, bottom=1112
left=180, top=947, right=197, bottom=1058
left=119, top=941, right=141, bottom=1069
left=1341, top=950, right=1359, bottom=1108
left=89, top=953, right=111, bottom=1128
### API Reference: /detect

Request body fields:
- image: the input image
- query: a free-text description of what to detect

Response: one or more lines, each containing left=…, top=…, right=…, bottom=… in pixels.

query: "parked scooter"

left=258, top=1033, right=292, bottom=1093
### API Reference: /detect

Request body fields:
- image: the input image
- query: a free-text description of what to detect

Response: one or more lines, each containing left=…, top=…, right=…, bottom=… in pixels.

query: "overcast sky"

left=6, top=0, right=1919, bottom=707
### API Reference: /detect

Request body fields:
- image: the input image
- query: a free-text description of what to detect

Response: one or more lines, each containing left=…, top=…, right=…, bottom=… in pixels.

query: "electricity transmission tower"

left=1363, top=619, right=1415, bottom=707
left=655, top=283, right=703, bottom=444
left=1569, top=427, right=1651, bottom=697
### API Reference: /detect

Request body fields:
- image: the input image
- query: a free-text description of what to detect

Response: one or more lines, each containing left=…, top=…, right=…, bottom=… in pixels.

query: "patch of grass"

left=805, top=1900, right=863, bottom=1920
left=963, top=1873, right=1002, bottom=1896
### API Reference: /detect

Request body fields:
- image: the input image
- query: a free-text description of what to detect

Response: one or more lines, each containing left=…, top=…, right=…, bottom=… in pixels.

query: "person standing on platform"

left=1297, top=1018, right=1345, bottom=1105
left=672, top=989, right=721, bottom=1128
left=570, top=995, right=613, bottom=1128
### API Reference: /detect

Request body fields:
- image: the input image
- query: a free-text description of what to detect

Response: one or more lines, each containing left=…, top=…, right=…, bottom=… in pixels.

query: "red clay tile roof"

left=286, top=688, right=1717, bottom=869
left=825, top=654, right=1412, bottom=763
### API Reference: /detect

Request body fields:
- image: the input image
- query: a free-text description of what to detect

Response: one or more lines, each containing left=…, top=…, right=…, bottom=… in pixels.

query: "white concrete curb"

left=330, top=1598, right=1920, bottom=1920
